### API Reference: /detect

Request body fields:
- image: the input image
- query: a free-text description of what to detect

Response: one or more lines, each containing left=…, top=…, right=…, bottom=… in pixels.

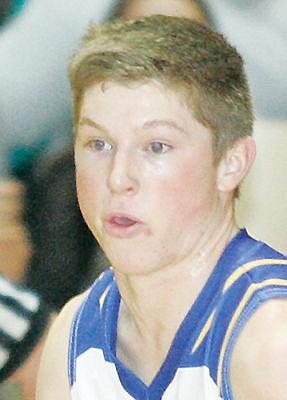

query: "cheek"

left=75, top=168, right=102, bottom=224
left=153, top=160, right=217, bottom=221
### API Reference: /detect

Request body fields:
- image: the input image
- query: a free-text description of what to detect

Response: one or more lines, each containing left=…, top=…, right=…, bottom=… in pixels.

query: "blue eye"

left=149, top=142, right=169, bottom=154
left=90, top=139, right=112, bottom=152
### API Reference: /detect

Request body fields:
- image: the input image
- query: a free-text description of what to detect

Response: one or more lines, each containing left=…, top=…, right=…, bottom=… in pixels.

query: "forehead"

left=80, top=81, right=193, bottom=126
left=78, top=81, right=212, bottom=144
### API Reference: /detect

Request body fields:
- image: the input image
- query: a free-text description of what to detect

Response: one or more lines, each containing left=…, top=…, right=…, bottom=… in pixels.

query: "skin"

left=230, top=298, right=287, bottom=400
left=74, top=82, right=239, bottom=383
left=36, top=294, right=85, bottom=400
left=117, top=0, right=209, bottom=24
left=39, top=81, right=287, bottom=400
left=0, top=179, right=31, bottom=282
left=75, top=82, right=232, bottom=278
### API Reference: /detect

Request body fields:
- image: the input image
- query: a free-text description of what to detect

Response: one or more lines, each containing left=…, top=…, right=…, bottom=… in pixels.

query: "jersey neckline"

left=100, top=229, right=249, bottom=399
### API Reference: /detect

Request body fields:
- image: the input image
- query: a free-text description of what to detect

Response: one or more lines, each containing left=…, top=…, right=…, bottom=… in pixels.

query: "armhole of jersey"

left=67, top=269, right=114, bottom=390
left=221, top=286, right=287, bottom=400
left=68, top=298, right=86, bottom=390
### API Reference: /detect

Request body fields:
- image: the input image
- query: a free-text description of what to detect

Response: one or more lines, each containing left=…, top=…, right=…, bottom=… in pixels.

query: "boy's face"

left=75, top=82, right=226, bottom=275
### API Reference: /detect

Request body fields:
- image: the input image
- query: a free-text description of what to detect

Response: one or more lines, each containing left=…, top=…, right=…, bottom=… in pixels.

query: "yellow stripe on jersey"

left=192, top=310, right=216, bottom=354
left=223, top=259, right=287, bottom=293
left=217, top=278, right=287, bottom=392
left=99, top=285, right=112, bottom=310
left=191, top=259, right=287, bottom=356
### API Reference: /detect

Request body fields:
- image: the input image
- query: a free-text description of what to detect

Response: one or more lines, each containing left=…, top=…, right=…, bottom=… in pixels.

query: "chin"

left=108, top=253, right=159, bottom=277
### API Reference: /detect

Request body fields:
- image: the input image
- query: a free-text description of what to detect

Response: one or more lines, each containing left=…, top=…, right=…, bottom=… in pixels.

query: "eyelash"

left=148, top=141, right=171, bottom=154
left=85, top=139, right=171, bottom=155
left=87, top=139, right=112, bottom=152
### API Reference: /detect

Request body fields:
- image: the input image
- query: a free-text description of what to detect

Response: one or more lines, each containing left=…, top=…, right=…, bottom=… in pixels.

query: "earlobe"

left=217, top=136, right=256, bottom=193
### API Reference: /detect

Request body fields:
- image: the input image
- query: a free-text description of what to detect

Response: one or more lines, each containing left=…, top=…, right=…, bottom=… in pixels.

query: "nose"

left=107, top=149, right=139, bottom=195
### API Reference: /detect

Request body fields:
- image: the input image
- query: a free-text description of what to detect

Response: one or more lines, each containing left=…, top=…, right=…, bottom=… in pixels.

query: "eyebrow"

left=142, top=119, right=188, bottom=136
left=78, top=116, right=188, bottom=136
left=78, top=117, right=107, bottom=132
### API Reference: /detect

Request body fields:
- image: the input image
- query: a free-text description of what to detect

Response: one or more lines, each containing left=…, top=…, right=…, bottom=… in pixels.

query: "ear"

left=216, top=136, right=256, bottom=193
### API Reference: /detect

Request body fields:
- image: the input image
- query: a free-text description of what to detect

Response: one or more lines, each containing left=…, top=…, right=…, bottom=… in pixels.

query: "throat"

left=116, top=302, right=175, bottom=386
left=116, top=329, right=169, bottom=386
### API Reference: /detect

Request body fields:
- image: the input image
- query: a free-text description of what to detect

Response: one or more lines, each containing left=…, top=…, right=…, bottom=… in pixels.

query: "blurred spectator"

left=0, top=0, right=115, bottom=179
left=0, top=180, right=31, bottom=282
left=111, top=0, right=209, bottom=23
left=0, top=0, right=117, bottom=305
left=0, top=174, right=52, bottom=400
left=0, top=0, right=12, bottom=27
left=0, top=273, right=52, bottom=399
left=24, top=146, right=106, bottom=310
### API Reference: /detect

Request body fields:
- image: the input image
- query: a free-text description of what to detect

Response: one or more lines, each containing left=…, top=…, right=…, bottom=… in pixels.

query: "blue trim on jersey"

left=69, top=229, right=287, bottom=399
left=69, top=268, right=116, bottom=386
left=221, top=285, right=287, bottom=400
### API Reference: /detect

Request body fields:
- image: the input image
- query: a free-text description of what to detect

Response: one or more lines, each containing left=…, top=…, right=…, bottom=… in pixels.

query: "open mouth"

left=111, top=216, right=137, bottom=227
left=104, top=214, right=143, bottom=238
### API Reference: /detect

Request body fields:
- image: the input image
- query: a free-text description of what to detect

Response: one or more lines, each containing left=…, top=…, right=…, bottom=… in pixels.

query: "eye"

left=89, top=138, right=112, bottom=152
left=149, top=141, right=170, bottom=154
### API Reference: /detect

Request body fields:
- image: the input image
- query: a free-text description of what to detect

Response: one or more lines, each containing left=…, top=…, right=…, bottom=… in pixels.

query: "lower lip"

left=104, top=219, right=144, bottom=238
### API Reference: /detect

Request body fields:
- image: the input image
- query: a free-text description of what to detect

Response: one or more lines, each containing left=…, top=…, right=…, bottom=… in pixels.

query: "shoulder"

left=230, top=297, right=287, bottom=400
left=36, top=291, right=88, bottom=400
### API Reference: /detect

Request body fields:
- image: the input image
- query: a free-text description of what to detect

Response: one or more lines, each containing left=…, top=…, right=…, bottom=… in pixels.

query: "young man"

left=37, top=16, right=287, bottom=400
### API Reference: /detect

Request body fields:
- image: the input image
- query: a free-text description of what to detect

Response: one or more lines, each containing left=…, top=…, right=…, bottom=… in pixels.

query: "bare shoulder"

left=230, top=297, right=287, bottom=400
left=36, top=291, right=88, bottom=400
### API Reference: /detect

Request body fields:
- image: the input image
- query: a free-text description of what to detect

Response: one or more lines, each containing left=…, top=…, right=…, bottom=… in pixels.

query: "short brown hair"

left=69, top=15, right=253, bottom=160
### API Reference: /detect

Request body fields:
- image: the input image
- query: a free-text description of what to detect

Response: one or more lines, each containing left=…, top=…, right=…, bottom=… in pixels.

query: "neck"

left=116, top=213, right=237, bottom=326
left=115, top=213, right=238, bottom=383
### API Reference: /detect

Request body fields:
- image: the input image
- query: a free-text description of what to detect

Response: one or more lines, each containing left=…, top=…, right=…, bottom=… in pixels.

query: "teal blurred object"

left=0, top=0, right=28, bottom=27
left=0, top=0, right=28, bottom=28
left=10, top=0, right=28, bottom=16
left=9, top=137, right=50, bottom=181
